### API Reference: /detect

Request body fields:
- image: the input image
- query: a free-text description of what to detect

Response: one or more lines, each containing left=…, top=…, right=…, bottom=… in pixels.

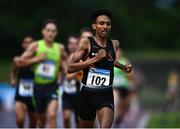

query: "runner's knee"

left=48, top=111, right=56, bottom=119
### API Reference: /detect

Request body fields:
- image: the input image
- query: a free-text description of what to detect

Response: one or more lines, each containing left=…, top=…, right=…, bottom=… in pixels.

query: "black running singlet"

left=81, top=37, right=116, bottom=89
left=18, top=66, right=34, bottom=79
left=16, top=65, right=34, bottom=97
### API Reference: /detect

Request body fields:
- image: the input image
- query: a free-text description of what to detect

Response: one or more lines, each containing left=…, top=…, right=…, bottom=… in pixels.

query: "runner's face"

left=67, top=37, right=79, bottom=53
left=22, top=37, right=34, bottom=50
left=42, top=23, right=57, bottom=42
left=92, top=15, right=111, bottom=38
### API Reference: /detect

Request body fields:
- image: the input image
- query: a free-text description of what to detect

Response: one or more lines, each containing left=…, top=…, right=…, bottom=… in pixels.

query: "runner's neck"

left=44, top=39, right=53, bottom=48
left=94, top=35, right=107, bottom=48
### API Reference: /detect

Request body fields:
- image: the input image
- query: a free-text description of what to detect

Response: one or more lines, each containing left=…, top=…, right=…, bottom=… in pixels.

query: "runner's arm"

left=66, top=73, right=77, bottom=81
left=57, top=44, right=67, bottom=84
left=15, top=42, right=45, bottom=67
left=60, top=44, right=68, bottom=62
left=10, top=59, right=18, bottom=87
left=59, top=44, right=68, bottom=73
left=66, top=54, right=80, bottom=80
left=112, top=40, right=132, bottom=73
left=67, top=38, right=104, bottom=74
left=21, top=42, right=37, bottom=58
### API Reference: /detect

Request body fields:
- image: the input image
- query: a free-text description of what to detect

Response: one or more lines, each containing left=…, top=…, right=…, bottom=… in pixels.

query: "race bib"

left=19, top=79, right=33, bottom=97
left=64, top=80, right=77, bottom=94
left=87, top=68, right=110, bottom=88
left=37, top=61, right=55, bottom=79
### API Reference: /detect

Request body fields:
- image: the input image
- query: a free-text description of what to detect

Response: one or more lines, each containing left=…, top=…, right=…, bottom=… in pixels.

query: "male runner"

left=10, top=35, right=36, bottom=128
left=14, top=19, right=66, bottom=128
left=112, top=47, right=132, bottom=127
left=80, top=27, right=101, bottom=128
left=80, top=27, right=94, bottom=38
left=62, top=34, right=80, bottom=127
left=67, top=9, right=132, bottom=128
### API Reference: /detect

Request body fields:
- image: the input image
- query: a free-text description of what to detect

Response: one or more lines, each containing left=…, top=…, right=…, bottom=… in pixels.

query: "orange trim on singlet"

left=76, top=70, right=83, bottom=80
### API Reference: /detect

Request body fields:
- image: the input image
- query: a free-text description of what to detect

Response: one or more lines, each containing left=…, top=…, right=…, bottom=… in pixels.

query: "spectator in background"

left=165, top=69, right=179, bottom=111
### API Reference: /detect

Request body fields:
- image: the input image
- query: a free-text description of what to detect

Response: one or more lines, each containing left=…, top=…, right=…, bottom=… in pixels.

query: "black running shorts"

left=78, top=86, right=114, bottom=120
left=34, top=82, right=59, bottom=113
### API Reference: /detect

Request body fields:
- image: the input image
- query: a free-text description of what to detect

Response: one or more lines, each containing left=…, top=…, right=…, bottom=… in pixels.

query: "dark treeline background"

left=0, top=0, right=180, bottom=59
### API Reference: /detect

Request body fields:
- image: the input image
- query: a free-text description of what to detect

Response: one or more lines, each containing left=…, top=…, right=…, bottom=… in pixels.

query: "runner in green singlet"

left=112, top=47, right=132, bottom=127
left=14, top=19, right=66, bottom=128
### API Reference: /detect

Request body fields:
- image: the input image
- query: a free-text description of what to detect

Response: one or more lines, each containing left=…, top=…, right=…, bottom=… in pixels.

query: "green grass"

left=148, top=112, right=180, bottom=128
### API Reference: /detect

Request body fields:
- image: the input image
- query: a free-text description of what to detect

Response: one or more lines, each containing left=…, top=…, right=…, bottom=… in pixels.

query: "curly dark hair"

left=42, top=18, right=59, bottom=29
left=91, top=8, right=112, bottom=23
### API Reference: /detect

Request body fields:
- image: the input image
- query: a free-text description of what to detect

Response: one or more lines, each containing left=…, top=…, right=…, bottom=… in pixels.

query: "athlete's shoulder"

left=59, top=44, right=68, bottom=58
left=28, top=41, right=38, bottom=51
left=59, top=43, right=65, bottom=50
left=79, top=37, right=90, bottom=49
left=80, top=37, right=90, bottom=44
left=111, top=39, right=120, bottom=47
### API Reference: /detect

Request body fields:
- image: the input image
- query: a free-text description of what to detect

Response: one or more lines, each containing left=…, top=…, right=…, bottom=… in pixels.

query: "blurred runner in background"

left=112, top=47, right=133, bottom=127
left=62, top=34, right=81, bottom=128
left=14, top=19, right=66, bottom=128
left=80, top=27, right=94, bottom=38
left=10, top=35, right=37, bottom=128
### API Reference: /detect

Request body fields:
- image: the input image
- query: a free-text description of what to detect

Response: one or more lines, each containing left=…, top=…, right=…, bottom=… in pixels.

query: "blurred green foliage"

left=148, top=112, right=180, bottom=127
left=0, top=60, right=11, bottom=82
left=0, top=0, right=180, bottom=59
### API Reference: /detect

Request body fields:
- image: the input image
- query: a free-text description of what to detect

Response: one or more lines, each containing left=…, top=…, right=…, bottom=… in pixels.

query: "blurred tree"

left=0, top=0, right=179, bottom=59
